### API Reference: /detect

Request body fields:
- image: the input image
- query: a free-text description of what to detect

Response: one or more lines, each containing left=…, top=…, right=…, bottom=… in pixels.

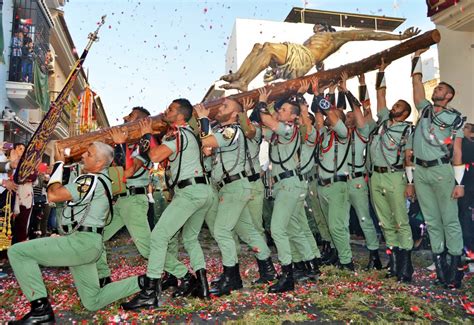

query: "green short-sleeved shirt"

left=244, top=124, right=262, bottom=175
left=126, top=148, right=151, bottom=188
left=63, top=169, right=112, bottom=228
left=263, top=122, right=301, bottom=177
left=318, top=120, right=349, bottom=180
left=211, top=124, right=246, bottom=182
left=300, top=127, right=318, bottom=175
left=369, top=107, right=411, bottom=168
left=348, top=128, right=369, bottom=174
left=412, top=99, right=464, bottom=161
left=162, top=126, right=204, bottom=183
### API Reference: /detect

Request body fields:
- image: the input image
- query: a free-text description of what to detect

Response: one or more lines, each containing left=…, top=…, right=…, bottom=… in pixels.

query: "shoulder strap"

left=97, top=176, right=114, bottom=225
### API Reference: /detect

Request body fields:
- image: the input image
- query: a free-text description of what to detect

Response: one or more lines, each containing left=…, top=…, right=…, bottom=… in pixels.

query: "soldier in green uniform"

left=238, top=99, right=279, bottom=285
left=338, top=73, right=382, bottom=270
left=122, top=99, right=214, bottom=310
left=96, top=107, right=153, bottom=286
left=357, top=61, right=414, bottom=282
left=409, top=49, right=466, bottom=288
left=256, top=88, right=307, bottom=293
left=194, top=98, right=274, bottom=296
left=314, top=101, right=354, bottom=270
left=287, top=80, right=322, bottom=281
left=8, top=142, right=141, bottom=324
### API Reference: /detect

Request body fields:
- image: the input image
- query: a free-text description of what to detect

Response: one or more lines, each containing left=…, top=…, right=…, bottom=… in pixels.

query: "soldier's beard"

left=431, top=94, right=446, bottom=103
left=215, top=112, right=232, bottom=124
left=389, top=110, right=403, bottom=120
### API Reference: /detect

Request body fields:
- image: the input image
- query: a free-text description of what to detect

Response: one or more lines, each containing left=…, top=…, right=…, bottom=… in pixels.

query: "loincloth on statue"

left=265, top=42, right=315, bottom=82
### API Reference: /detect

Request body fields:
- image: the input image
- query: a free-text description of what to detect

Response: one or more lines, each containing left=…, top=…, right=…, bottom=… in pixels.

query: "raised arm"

left=376, top=58, right=388, bottom=113
left=194, top=104, right=220, bottom=148
left=238, top=97, right=256, bottom=140
left=138, top=118, right=173, bottom=163
left=257, top=88, right=280, bottom=131
left=412, top=48, right=429, bottom=107
left=297, top=79, right=315, bottom=135
left=47, top=146, right=73, bottom=203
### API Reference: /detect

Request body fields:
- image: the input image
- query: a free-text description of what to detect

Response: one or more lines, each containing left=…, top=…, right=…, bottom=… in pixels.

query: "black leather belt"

left=373, top=165, right=403, bottom=174
left=177, top=176, right=208, bottom=189
left=248, top=173, right=260, bottom=182
left=116, top=186, right=147, bottom=198
left=318, top=175, right=348, bottom=186
left=273, top=170, right=303, bottom=184
left=62, top=224, right=103, bottom=235
left=217, top=172, right=247, bottom=189
left=413, top=156, right=450, bottom=168
left=350, top=172, right=366, bottom=179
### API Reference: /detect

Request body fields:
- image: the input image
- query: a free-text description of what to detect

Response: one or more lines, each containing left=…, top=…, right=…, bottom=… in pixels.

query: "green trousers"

left=97, top=194, right=151, bottom=279
left=318, top=181, right=352, bottom=264
left=370, top=172, right=413, bottom=250
left=262, top=197, right=274, bottom=233
left=347, top=176, right=379, bottom=250
left=289, top=202, right=321, bottom=262
left=8, top=233, right=140, bottom=311
left=147, top=184, right=213, bottom=278
left=307, top=179, right=333, bottom=246
left=214, top=179, right=271, bottom=267
left=414, top=164, right=463, bottom=255
left=245, top=179, right=265, bottom=239
left=153, top=190, right=169, bottom=225
left=271, top=177, right=308, bottom=266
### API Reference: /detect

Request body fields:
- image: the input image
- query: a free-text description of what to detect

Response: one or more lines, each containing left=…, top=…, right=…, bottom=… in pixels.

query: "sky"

left=64, top=0, right=435, bottom=126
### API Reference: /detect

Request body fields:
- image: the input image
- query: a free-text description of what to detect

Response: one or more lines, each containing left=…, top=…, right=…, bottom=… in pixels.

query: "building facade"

left=1, top=0, right=109, bottom=163
left=427, top=0, right=473, bottom=122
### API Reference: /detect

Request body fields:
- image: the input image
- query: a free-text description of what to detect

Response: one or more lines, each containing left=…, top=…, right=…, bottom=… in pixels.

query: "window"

left=8, top=0, right=51, bottom=83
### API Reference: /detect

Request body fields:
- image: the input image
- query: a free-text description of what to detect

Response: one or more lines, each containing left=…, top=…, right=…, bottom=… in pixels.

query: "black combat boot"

left=99, top=276, right=112, bottom=288
left=173, top=272, right=197, bottom=298
left=10, top=297, right=55, bottom=324
left=322, top=247, right=338, bottom=266
left=193, top=269, right=210, bottom=299
left=320, top=241, right=330, bottom=260
left=252, top=257, right=278, bottom=284
left=432, top=252, right=448, bottom=286
left=304, top=257, right=321, bottom=280
left=338, top=261, right=355, bottom=271
left=161, top=271, right=178, bottom=291
left=234, top=263, right=243, bottom=289
left=365, top=249, right=383, bottom=270
left=399, top=249, right=414, bottom=283
left=121, top=276, right=162, bottom=310
left=293, top=262, right=310, bottom=282
left=209, top=265, right=240, bottom=297
left=210, top=263, right=240, bottom=287
left=446, top=254, right=464, bottom=289
left=385, top=247, right=399, bottom=278
left=396, top=249, right=407, bottom=281
left=268, top=264, right=294, bottom=293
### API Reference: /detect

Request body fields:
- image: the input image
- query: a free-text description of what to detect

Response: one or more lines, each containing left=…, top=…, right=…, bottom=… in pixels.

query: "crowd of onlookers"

left=0, top=143, right=57, bottom=279
left=8, top=24, right=53, bottom=83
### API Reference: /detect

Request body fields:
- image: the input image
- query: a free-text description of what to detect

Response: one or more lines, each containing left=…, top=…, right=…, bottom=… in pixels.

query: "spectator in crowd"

left=21, top=40, right=34, bottom=83
left=10, top=143, right=37, bottom=244
left=9, top=30, right=23, bottom=81
left=459, top=123, right=474, bottom=253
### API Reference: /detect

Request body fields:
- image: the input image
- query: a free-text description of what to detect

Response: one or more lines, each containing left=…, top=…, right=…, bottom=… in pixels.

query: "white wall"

left=436, top=25, right=473, bottom=122
left=225, top=18, right=440, bottom=122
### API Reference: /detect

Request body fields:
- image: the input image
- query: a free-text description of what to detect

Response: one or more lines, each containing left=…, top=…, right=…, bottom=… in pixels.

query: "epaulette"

left=68, top=174, right=98, bottom=207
